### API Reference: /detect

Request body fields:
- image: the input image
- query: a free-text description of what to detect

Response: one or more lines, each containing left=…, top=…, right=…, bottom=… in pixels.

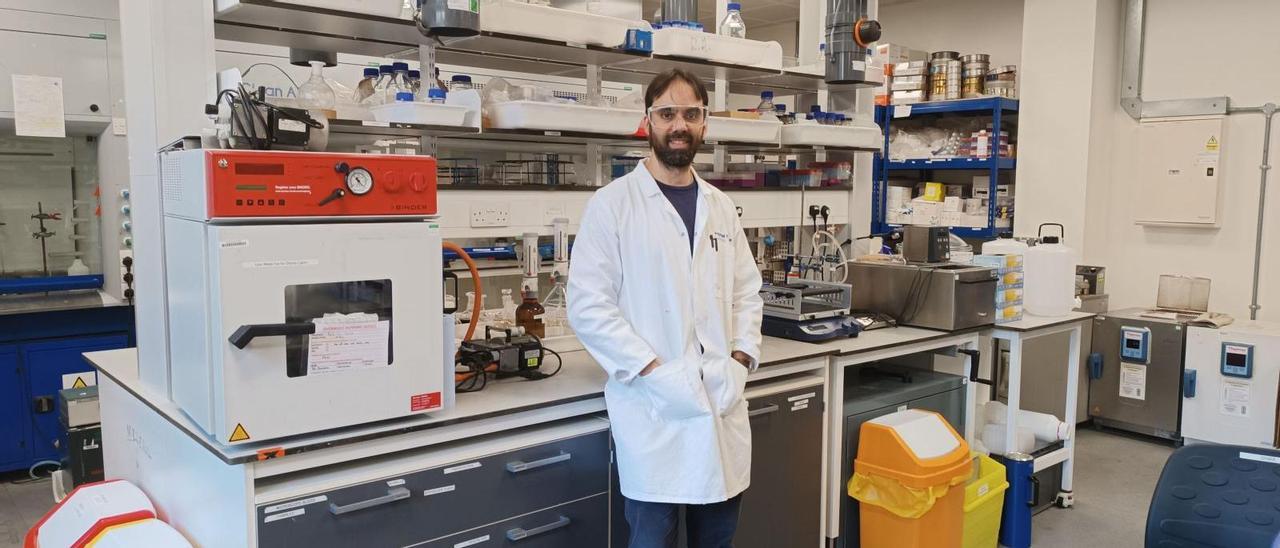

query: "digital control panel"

left=1221, top=342, right=1254, bottom=378
left=1120, top=326, right=1151, bottom=363
left=203, top=150, right=438, bottom=218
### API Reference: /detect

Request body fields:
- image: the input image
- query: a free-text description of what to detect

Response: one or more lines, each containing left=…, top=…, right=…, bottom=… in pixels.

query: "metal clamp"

left=748, top=404, right=780, bottom=418
left=328, top=486, right=410, bottom=515
left=506, top=516, right=571, bottom=541
left=506, top=452, right=571, bottom=473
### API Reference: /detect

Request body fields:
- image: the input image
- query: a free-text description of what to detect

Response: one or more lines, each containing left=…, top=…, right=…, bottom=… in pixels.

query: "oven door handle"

left=228, top=322, right=316, bottom=349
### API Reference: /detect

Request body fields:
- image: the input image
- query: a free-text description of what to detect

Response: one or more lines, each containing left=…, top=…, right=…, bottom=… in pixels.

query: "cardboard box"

left=910, top=200, right=942, bottom=225
left=941, top=211, right=964, bottom=227
left=876, top=44, right=929, bottom=64
left=921, top=182, right=945, bottom=202
left=943, top=196, right=962, bottom=212
left=887, top=186, right=911, bottom=207
left=892, top=60, right=929, bottom=72
left=712, top=110, right=761, bottom=120
left=945, top=184, right=965, bottom=197
left=892, top=90, right=926, bottom=103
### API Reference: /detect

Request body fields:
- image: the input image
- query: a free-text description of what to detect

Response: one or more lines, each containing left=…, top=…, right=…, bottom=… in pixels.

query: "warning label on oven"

left=307, top=313, right=390, bottom=375
left=411, top=392, right=442, bottom=412
left=1120, top=363, right=1146, bottom=401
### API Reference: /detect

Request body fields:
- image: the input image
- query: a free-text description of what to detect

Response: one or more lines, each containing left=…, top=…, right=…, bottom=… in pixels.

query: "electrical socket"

left=542, top=202, right=566, bottom=225
left=470, top=202, right=511, bottom=227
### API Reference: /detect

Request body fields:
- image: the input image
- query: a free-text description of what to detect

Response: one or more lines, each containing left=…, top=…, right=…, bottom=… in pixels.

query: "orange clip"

left=256, top=447, right=286, bottom=461
left=853, top=18, right=870, bottom=48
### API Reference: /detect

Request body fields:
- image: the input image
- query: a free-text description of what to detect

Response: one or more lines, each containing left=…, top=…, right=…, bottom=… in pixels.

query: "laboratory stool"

left=1146, top=444, right=1280, bottom=547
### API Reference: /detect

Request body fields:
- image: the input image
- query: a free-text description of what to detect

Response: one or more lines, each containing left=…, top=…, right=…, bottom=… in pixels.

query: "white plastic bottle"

left=1023, top=223, right=1078, bottom=317
left=719, top=2, right=746, bottom=39
left=981, top=423, right=1035, bottom=454
left=983, top=401, right=1071, bottom=443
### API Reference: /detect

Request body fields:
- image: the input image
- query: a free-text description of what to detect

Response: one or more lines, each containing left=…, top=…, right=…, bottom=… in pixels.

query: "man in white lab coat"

left=567, top=69, right=764, bottom=548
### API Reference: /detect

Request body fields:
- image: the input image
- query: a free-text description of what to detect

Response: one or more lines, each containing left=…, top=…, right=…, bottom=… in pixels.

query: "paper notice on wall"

left=1221, top=380, right=1251, bottom=418
left=12, top=75, right=66, bottom=138
left=1120, top=363, right=1147, bottom=400
left=307, top=312, right=390, bottom=375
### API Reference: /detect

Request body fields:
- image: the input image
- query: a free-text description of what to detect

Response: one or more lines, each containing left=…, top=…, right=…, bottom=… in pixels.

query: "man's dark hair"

left=644, top=69, right=709, bottom=110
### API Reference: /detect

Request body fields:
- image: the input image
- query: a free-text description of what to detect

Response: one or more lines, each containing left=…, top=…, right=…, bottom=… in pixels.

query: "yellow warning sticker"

left=1206, top=136, right=1219, bottom=151
left=71, top=377, right=88, bottom=389
left=229, top=423, right=251, bottom=443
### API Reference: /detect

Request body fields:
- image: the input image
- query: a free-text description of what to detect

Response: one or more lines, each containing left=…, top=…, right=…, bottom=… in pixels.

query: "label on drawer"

left=444, top=462, right=482, bottom=475
left=264, top=495, right=327, bottom=514
left=1120, top=363, right=1146, bottom=400
left=454, top=534, right=491, bottom=548
left=791, top=402, right=809, bottom=412
left=264, top=508, right=305, bottom=523
left=387, top=479, right=406, bottom=487
left=423, top=485, right=457, bottom=497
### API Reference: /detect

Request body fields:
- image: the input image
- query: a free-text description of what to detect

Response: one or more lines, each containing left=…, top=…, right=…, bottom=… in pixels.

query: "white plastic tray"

left=780, top=120, right=882, bottom=149
left=488, top=101, right=643, bottom=135
left=369, top=102, right=469, bottom=126
left=480, top=0, right=650, bottom=47
left=274, top=0, right=404, bottom=18
left=705, top=117, right=781, bottom=144
left=651, top=27, right=783, bottom=70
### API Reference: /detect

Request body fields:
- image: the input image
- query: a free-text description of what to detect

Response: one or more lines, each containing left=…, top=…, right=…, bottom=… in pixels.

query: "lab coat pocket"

left=640, top=359, right=712, bottom=421
left=705, top=357, right=749, bottom=416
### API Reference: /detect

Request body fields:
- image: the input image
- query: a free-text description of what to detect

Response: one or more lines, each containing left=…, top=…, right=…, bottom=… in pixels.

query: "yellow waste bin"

left=848, top=409, right=972, bottom=548
left=962, top=453, right=1009, bottom=548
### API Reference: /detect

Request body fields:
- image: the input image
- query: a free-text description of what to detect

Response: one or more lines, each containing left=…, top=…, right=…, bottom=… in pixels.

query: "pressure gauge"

left=345, top=168, right=374, bottom=195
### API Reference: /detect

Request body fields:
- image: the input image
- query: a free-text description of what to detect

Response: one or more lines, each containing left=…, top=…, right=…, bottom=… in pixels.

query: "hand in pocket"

left=639, top=359, right=712, bottom=420
left=703, top=357, right=748, bottom=416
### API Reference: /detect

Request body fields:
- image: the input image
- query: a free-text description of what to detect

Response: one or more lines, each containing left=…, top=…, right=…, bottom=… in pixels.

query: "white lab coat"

left=568, top=161, right=764, bottom=504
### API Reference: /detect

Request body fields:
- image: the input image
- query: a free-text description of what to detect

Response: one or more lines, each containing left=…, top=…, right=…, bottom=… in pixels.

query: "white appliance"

left=160, top=149, right=446, bottom=445
left=1183, top=322, right=1280, bottom=448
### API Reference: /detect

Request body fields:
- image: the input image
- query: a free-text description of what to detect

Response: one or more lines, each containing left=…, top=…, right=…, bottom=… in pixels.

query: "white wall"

left=877, top=0, right=1023, bottom=67
left=1086, top=0, right=1280, bottom=319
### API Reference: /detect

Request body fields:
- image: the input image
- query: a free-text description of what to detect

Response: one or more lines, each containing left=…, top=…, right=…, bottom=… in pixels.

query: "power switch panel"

left=470, top=202, right=511, bottom=227
left=1221, top=342, right=1254, bottom=379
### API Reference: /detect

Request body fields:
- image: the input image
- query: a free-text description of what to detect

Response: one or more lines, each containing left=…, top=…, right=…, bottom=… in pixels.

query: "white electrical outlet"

left=470, top=202, right=511, bottom=227
left=542, top=202, right=566, bottom=225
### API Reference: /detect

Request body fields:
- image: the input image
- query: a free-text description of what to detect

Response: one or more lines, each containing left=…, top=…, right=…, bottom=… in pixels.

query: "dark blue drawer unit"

left=422, top=493, right=609, bottom=548
left=0, top=306, right=133, bottom=473
left=257, top=429, right=611, bottom=547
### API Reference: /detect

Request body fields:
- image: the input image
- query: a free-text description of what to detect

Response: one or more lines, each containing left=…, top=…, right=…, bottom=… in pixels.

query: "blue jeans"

left=624, top=494, right=743, bottom=548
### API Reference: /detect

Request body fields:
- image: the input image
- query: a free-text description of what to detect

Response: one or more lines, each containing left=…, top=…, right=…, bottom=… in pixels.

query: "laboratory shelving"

left=872, top=97, right=1018, bottom=239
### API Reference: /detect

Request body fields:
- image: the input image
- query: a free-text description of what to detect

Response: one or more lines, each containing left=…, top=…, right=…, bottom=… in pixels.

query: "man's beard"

left=648, top=128, right=701, bottom=169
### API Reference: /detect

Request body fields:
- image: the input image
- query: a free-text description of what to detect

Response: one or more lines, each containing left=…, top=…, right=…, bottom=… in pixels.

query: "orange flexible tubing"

left=443, top=241, right=482, bottom=342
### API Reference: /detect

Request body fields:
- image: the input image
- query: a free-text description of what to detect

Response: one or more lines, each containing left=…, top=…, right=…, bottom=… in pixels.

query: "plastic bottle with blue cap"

left=427, top=88, right=448, bottom=104
left=719, top=2, right=746, bottom=38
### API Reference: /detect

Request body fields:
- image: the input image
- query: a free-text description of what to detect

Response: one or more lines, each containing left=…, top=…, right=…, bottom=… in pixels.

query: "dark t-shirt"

left=656, top=180, right=698, bottom=253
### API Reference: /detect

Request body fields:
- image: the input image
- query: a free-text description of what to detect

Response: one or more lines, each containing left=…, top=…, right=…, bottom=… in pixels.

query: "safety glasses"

left=647, top=105, right=709, bottom=126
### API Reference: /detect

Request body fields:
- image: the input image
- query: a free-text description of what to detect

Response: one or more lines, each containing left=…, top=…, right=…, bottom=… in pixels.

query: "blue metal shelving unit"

left=872, top=97, right=1019, bottom=239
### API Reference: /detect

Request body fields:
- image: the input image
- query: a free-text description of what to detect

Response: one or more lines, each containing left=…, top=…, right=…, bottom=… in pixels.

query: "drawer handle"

left=506, top=516, right=571, bottom=541
left=506, top=452, right=571, bottom=473
left=328, top=486, right=410, bottom=515
left=748, top=404, right=780, bottom=418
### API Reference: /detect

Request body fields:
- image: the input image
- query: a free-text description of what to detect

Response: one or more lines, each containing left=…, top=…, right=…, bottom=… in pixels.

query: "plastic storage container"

left=651, top=26, right=783, bottom=69
left=369, top=101, right=469, bottom=125
left=705, top=116, right=782, bottom=143
left=848, top=409, right=972, bottom=548
left=781, top=120, right=882, bottom=149
left=962, top=454, right=1008, bottom=548
left=1023, top=223, right=1078, bottom=317
left=488, top=100, right=643, bottom=135
left=479, top=0, right=650, bottom=48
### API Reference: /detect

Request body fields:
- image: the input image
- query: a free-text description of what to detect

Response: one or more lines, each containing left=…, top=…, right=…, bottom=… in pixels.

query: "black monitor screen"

left=1227, top=351, right=1247, bottom=367
left=1126, top=338, right=1142, bottom=350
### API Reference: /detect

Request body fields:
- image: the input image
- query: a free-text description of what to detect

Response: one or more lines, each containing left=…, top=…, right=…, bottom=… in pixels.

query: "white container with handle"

left=1023, top=223, right=1078, bottom=317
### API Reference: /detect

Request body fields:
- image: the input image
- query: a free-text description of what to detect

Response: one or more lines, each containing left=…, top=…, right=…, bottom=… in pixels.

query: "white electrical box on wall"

left=1135, top=115, right=1226, bottom=228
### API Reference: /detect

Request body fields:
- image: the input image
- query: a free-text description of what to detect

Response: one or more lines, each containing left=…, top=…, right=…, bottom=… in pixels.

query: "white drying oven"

left=161, top=149, right=445, bottom=445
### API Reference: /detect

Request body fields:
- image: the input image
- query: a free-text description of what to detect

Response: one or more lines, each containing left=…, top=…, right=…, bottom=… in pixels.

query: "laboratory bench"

left=86, top=321, right=1088, bottom=547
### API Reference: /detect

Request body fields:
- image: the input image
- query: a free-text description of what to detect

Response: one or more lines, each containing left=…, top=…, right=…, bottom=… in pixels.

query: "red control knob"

left=384, top=171, right=402, bottom=192
left=409, top=173, right=427, bottom=193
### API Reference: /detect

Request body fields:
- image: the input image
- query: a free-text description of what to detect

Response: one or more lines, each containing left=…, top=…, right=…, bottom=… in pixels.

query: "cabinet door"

left=21, top=334, right=128, bottom=462
left=0, top=27, right=111, bottom=118
left=0, top=345, right=27, bottom=471
left=745, top=388, right=824, bottom=548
